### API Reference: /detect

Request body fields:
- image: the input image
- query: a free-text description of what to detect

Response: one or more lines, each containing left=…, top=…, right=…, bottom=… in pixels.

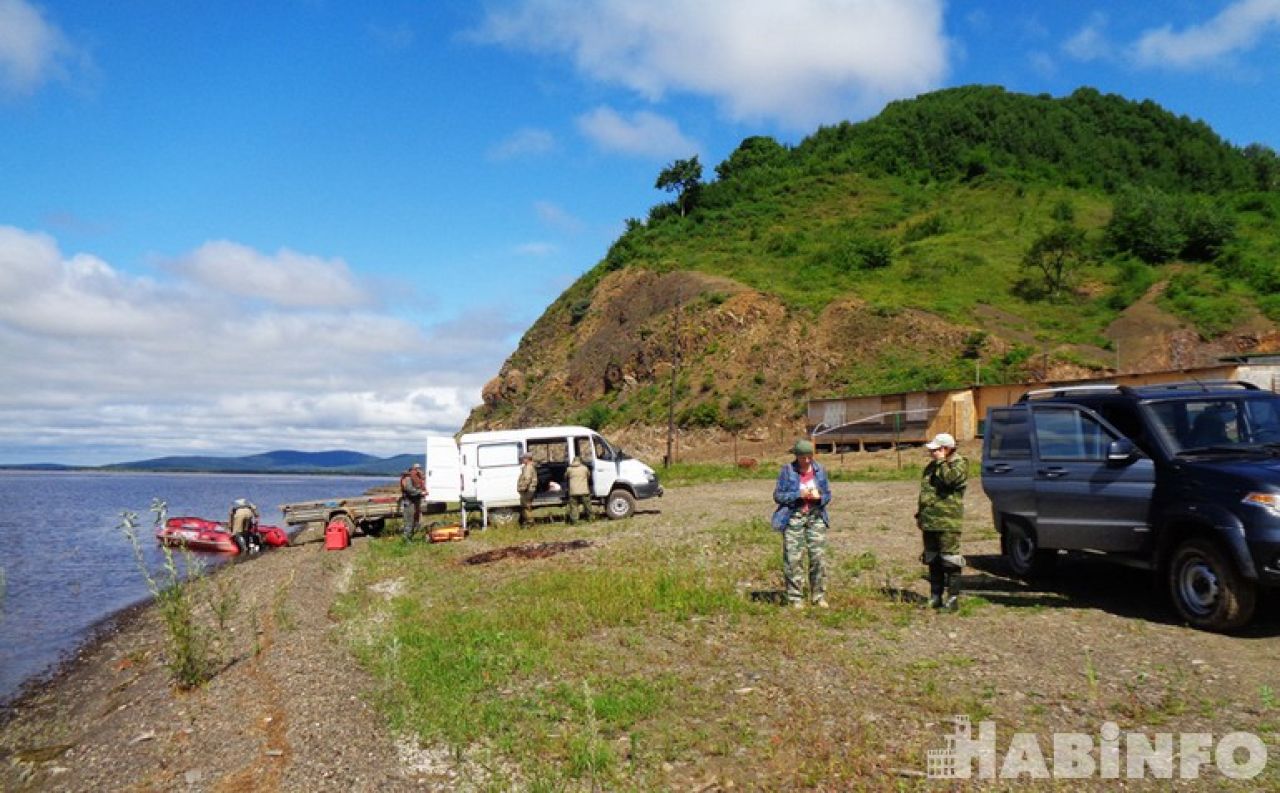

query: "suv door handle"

left=1038, top=467, right=1068, bottom=478
left=986, top=464, right=1012, bottom=474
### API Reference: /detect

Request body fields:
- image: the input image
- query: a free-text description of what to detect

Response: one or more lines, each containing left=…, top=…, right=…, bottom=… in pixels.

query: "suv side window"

left=987, top=408, right=1032, bottom=459
left=1033, top=407, right=1114, bottom=460
left=1095, top=401, right=1153, bottom=456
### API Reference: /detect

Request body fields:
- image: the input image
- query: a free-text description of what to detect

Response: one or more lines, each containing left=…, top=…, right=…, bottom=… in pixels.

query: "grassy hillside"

left=468, top=86, right=1280, bottom=440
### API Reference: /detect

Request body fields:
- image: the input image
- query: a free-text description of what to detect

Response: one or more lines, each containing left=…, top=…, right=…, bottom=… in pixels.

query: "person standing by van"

left=916, top=433, right=968, bottom=610
left=400, top=463, right=426, bottom=540
left=772, top=439, right=832, bottom=608
left=565, top=456, right=592, bottom=524
left=517, top=452, right=538, bottom=526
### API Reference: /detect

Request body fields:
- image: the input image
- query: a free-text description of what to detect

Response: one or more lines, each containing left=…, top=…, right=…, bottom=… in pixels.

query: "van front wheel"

left=1168, top=538, right=1256, bottom=632
left=606, top=490, right=635, bottom=520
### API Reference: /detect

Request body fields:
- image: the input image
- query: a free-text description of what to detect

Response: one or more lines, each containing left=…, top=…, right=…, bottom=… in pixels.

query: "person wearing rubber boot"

left=517, top=452, right=538, bottom=527
left=565, top=456, right=592, bottom=524
left=916, top=433, right=968, bottom=610
left=400, top=463, right=426, bottom=540
left=772, top=439, right=832, bottom=609
left=228, top=498, right=261, bottom=554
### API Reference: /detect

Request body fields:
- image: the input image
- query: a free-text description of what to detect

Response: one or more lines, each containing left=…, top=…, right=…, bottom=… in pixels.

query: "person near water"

left=228, top=498, right=261, bottom=554
left=400, top=462, right=426, bottom=540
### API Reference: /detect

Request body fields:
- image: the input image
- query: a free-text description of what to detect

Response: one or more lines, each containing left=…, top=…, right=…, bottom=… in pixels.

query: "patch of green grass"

left=1261, top=685, right=1276, bottom=711
left=955, top=595, right=991, bottom=617
left=840, top=551, right=879, bottom=578
left=349, top=531, right=765, bottom=758
left=659, top=461, right=775, bottom=486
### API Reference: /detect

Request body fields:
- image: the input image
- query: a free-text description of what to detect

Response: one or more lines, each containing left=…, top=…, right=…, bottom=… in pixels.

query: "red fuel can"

left=324, top=519, right=350, bottom=550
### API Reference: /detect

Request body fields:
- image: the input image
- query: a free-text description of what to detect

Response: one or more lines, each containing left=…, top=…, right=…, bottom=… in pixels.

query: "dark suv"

left=982, top=381, right=1280, bottom=631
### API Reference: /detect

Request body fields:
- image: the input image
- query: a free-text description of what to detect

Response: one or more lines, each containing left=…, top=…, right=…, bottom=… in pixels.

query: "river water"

left=0, top=470, right=393, bottom=705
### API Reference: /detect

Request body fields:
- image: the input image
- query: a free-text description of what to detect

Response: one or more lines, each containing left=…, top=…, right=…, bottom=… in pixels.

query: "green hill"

left=467, top=86, right=1280, bottom=445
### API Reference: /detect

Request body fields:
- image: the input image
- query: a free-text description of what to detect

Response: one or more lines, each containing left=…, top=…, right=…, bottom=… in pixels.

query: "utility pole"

left=665, top=300, right=681, bottom=469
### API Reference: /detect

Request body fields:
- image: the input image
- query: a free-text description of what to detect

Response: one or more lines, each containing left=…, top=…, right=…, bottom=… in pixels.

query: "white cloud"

left=1063, top=14, right=1114, bottom=63
left=534, top=200, right=585, bottom=233
left=0, top=0, right=76, bottom=96
left=476, top=0, right=949, bottom=128
left=488, top=127, right=556, bottom=160
left=0, top=226, right=513, bottom=464
left=1132, top=0, right=1280, bottom=69
left=171, top=240, right=374, bottom=309
left=576, top=106, right=698, bottom=158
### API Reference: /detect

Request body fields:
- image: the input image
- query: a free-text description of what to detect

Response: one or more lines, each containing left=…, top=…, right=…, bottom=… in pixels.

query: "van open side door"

left=425, top=435, right=461, bottom=504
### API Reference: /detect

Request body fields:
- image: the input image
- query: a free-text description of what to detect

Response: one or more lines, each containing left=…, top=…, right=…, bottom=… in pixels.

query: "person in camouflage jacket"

left=916, top=433, right=968, bottom=610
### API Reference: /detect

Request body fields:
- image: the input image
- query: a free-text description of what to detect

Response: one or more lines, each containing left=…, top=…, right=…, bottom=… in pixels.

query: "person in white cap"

left=916, top=433, right=968, bottom=609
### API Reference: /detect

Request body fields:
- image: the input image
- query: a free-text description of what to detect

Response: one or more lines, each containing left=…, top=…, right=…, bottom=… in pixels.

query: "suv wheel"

left=1168, top=538, right=1256, bottom=631
left=1003, top=520, right=1057, bottom=578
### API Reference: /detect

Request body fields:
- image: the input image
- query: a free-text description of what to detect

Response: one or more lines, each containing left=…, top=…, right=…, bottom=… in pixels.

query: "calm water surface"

left=0, top=470, right=392, bottom=704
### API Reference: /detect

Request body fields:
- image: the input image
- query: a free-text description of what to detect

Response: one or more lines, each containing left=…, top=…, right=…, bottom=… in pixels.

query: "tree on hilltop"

left=656, top=156, right=703, bottom=217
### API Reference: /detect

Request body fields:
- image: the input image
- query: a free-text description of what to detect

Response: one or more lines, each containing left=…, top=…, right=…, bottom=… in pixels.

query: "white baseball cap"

left=925, top=433, right=957, bottom=450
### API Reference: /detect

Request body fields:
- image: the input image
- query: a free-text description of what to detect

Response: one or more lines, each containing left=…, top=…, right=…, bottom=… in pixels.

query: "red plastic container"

left=259, top=525, right=289, bottom=547
left=324, top=519, right=350, bottom=550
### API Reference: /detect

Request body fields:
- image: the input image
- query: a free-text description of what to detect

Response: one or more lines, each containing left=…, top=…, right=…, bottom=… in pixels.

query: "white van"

left=423, top=425, right=663, bottom=525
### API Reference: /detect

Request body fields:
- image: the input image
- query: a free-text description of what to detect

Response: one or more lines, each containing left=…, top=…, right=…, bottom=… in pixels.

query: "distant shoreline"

left=0, top=466, right=396, bottom=476
left=0, top=448, right=420, bottom=477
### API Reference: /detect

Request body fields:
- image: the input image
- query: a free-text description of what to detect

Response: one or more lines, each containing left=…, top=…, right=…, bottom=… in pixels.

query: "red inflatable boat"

left=155, top=517, right=288, bottom=554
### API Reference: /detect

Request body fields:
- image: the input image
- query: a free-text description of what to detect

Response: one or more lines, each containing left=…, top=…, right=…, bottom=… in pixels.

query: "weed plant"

left=118, top=498, right=237, bottom=688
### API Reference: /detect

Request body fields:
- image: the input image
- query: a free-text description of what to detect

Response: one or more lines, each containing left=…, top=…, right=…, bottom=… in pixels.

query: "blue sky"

left=2, top=0, right=1278, bottom=465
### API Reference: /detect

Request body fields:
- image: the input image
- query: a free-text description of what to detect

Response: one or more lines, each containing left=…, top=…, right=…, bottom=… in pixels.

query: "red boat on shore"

left=155, top=517, right=288, bottom=554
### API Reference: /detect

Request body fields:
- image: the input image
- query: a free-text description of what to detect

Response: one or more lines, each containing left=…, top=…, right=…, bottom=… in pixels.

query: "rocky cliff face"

left=465, top=265, right=1278, bottom=461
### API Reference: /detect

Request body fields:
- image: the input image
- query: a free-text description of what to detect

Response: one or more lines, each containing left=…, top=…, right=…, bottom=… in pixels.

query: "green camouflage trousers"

left=783, top=509, right=827, bottom=603
left=566, top=494, right=591, bottom=524
left=921, top=531, right=964, bottom=570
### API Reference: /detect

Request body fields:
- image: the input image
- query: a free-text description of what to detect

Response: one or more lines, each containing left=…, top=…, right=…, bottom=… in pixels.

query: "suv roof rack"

left=1018, top=384, right=1132, bottom=402
left=1129, top=380, right=1260, bottom=393
left=1017, top=380, right=1262, bottom=403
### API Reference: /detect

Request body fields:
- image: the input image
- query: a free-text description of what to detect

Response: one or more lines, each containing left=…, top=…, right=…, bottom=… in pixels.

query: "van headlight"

left=1242, top=492, right=1280, bottom=516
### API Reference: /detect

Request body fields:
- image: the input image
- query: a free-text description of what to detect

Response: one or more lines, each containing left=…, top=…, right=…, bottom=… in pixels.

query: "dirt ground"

left=3, top=476, right=1279, bottom=791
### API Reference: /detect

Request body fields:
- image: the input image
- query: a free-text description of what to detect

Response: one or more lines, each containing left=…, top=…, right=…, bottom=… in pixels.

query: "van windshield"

left=1145, top=396, right=1280, bottom=455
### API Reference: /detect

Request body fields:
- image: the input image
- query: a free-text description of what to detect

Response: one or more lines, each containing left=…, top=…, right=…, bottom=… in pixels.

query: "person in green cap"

left=916, top=433, right=968, bottom=610
left=772, top=438, right=833, bottom=608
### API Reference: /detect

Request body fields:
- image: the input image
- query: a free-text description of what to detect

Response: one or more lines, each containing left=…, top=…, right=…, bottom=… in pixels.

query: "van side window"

left=987, top=409, right=1031, bottom=459
left=593, top=436, right=614, bottom=461
left=1033, top=408, right=1113, bottom=460
left=529, top=439, right=568, bottom=464
left=477, top=442, right=520, bottom=468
